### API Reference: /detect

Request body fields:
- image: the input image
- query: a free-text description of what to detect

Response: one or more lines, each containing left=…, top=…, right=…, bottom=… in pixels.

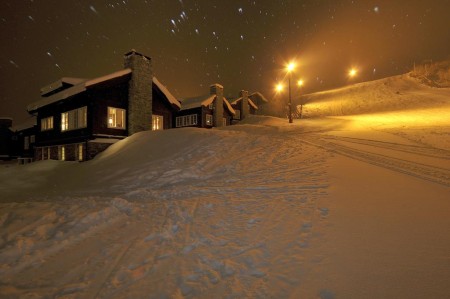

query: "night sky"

left=1, top=0, right=449, bottom=124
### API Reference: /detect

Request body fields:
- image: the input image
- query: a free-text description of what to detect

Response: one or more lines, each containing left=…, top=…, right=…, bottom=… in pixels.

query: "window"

left=41, top=116, right=54, bottom=131
left=30, top=135, right=35, bottom=144
left=24, top=136, right=29, bottom=150
left=108, top=107, right=126, bottom=129
left=206, top=114, right=213, bottom=126
left=76, top=144, right=83, bottom=161
left=59, top=146, right=65, bottom=161
left=208, top=103, right=214, bottom=110
left=152, top=115, right=163, bottom=131
left=223, top=118, right=227, bottom=126
left=175, top=114, right=198, bottom=127
left=61, top=106, right=87, bottom=131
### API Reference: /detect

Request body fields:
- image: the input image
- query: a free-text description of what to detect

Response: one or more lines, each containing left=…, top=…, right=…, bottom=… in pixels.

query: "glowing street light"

left=297, top=79, right=304, bottom=87
left=297, top=79, right=305, bottom=118
left=349, top=68, right=358, bottom=78
left=275, top=82, right=284, bottom=93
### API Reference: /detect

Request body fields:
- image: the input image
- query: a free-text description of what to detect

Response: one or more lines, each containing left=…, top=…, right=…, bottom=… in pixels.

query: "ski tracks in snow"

left=0, top=126, right=334, bottom=298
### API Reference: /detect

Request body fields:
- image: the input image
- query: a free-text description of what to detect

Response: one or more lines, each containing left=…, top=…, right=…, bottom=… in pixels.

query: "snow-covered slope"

left=1, top=78, right=450, bottom=298
left=301, top=73, right=450, bottom=117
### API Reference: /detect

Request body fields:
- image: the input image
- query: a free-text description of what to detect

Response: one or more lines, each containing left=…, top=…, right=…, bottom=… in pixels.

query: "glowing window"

left=41, top=116, right=54, bottom=131
left=152, top=115, right=163, bottom=131
left=206, top=114, right=213, bottom=126
left=108, top=107, right=126, bottom=129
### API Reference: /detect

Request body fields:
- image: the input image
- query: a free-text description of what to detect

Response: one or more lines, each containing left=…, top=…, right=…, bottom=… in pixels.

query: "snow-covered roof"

left=28, top=84, right=87, bottom=113
left=85, top=68, right=132, bottom=87
left=249, top=92, right=269, bottom=103
left=40, top=77, right=86, bottom=96
left=28, top=69, right=133, bottom=112
left=180, top=95, right=235, bottom=115
left=180, top=95, right=216, bottom=110
left=223, top=97, right=236, bottom=115
left=248, top=99, right=258, bottom=110
left=152, top=77, right=181, bottom=109
left=230, top=97, right=259, bottom=110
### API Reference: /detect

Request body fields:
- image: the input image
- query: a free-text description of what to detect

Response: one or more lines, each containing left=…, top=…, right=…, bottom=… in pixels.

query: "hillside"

left=300, top=73, right=450, bottom=117
left=1, top=79, right=450, bottom=298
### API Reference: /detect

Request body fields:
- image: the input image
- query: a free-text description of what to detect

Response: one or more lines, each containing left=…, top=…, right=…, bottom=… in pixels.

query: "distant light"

left=374, top=6, right=380, bottom=13
left=297, top=79, right=304, bottom=87
left=349, top=68, right=357, bottom=77
left=287, top=62, right=296, bottom=73
left=276, top=83, right=284, bottom=92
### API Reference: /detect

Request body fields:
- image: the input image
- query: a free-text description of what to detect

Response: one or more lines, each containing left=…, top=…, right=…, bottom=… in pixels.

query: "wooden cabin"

left=177, top=84, right=235, bottom=128
left=27, top=50, right=181, bottom=161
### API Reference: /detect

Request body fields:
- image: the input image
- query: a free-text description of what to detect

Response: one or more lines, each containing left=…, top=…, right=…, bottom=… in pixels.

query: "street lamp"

left=297, top=79, right=304, bottom=118
left=348, top=68, right=357, bottom=78
left=286, top=62, right=296, bottom=123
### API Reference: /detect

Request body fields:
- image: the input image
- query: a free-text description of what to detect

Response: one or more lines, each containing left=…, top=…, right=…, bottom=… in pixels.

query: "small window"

left=59, top=146, right=65, bottom=161
left=108, top=107, right=126, bottom=129
left=176, top=116, right=182, bottom=128
left=30, top=135, right=35, bottom=144
left=76, top=144, right=83, bottom=161
left=208, top=103, right=214, bottom=110
left=206, top=114, right=213, bottom=126
left=41, top=116, right=54, bottom=131
left=176, top=114, right=198, bottom=127
left=152, top=115, right=163, bottom=131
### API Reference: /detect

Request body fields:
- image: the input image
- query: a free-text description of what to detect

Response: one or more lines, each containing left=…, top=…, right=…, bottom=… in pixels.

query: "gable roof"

left=180, top=95, right=235, bottom=115
left=249, top=92, right=269, bottom=103
left=230, top=97, right=259, bottom=110
left=27, top=69, right=181, bottom=113
left=152, top=77, right=181, bottom=109
left=28, top=68, right=132, bottom=113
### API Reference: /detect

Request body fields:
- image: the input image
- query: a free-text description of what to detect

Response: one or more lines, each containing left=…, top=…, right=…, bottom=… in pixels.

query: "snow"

left=180, top=95, right=235, bottom=115
left=85, top=68, right=131, bottom=87
left=152, top=77, right=182, bottom=109
left=1, top=74, right=450, bottom=298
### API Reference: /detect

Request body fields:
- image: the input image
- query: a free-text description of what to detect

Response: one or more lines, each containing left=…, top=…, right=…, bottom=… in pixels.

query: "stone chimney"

left=124, top=50, right=153, bottom=135
left=210, top=83, right=224, bottom=127
left=239, top=90, right=249, bottom=120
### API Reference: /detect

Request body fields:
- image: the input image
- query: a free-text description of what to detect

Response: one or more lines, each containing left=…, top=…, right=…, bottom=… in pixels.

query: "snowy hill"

left=300, top=73, right=450, bottom=117
left=1, top=78, right=450, bottom=297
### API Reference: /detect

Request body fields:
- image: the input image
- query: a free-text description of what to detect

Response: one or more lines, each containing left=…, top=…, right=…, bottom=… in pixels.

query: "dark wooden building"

left=27, top=50, right=181, bottom=161
left=0, top=118, right=14, bottom=160
left=230, top=90, right=260, bottom=121
left=177, top=84, right=235, bottom=128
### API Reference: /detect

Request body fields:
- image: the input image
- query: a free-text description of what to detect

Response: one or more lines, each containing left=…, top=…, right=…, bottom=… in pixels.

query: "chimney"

left=124, top=50, right=153, bottom=135
left=239, top=90, right=249, bottom=120
left=210, top=83, right=224, bottom=127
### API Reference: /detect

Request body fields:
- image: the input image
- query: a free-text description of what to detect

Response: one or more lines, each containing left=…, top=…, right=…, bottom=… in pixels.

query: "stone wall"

left=210, top=84, right=224, bottom=127
left=124, top=50, right=153, bottom=135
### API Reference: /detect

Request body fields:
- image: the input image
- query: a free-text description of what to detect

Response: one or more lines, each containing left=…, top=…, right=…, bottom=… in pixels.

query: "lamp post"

left=297, top=79, right=304, bottom=118
left=286, top=62, right=295, bottom=123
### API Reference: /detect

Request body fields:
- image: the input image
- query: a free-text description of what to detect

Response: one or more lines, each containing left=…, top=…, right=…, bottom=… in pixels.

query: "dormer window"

left=208, top=103, right=214, bottom=110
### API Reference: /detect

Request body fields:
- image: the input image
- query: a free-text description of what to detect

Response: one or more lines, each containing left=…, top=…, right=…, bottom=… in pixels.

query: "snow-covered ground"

left=1, top=74, right=449, bottom=298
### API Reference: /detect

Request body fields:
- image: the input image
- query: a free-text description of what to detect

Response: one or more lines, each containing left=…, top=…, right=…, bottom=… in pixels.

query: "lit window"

left=41, top=116, right=54, bottom=131
left=108, top=107, right=126, bottom=129
left=206, top=114, right=213, bottom=126
left=59, top=146, right=65, bottom=161
left=76, top=144, right=83, bottom=161
left=61, top=107, right=87, bottom=131
left=152, top=115, right=163, bottom=131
